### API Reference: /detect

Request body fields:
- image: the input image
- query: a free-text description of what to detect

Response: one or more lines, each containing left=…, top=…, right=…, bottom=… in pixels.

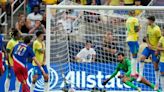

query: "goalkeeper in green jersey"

left=102, top=53, right=161, bottom=92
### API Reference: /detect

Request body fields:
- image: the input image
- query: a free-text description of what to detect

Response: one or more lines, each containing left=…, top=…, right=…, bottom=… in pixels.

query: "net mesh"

left=47, top=3, right=164, bottom=92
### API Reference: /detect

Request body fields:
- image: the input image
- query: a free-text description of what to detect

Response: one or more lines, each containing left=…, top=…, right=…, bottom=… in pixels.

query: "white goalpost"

left=46, top=5, right=164, bottom=92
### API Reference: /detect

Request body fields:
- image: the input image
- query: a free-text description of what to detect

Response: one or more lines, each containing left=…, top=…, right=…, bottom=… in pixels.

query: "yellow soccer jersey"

left=159, top=36, right=164, bottom=62
left=126, top=17, right=139, bottom=42
left=6, top=39, right=19, bottom=66
left=110, top=0, right=120, bottom=6
left=147, top=25, right=161, bottom=50
left=135, top=9, right=142, bottom=16
left=42, top=0, right=57, bottom=5
left=33, top=40, right=45, bottom=66
left=124, top=0, right=134, bottom=4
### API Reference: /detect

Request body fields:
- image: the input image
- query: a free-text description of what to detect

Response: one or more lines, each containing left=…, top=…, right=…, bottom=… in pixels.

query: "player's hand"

left=118, top=75, right=124, bottom=79
left=147, top=44, right=153, bottom=49
left=155, top=51, right=159, bottom=56
left=43, top=73, right=48, bottom=81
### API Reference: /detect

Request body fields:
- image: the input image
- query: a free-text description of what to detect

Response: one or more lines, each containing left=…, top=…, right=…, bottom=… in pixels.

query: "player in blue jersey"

left=12, top=36, right=48, bottom=92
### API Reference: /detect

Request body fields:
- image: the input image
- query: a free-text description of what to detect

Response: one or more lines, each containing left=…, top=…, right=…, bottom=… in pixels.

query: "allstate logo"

left=27, top=67, right=58, bottom=91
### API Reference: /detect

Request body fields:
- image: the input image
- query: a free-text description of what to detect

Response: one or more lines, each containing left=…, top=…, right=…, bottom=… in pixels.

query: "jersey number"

left=15, top=45, right=26, bottom=56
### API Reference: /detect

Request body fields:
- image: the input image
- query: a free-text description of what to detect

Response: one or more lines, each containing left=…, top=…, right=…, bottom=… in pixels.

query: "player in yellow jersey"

left=139, top=16, right=161, bottom=90
left=126, top=11, right=140, bottom=78
left=157, top=27, right=164, bottom=92
left=30, top=31, right=48, bottom=92
left=5, top=28, right=21, bottom=92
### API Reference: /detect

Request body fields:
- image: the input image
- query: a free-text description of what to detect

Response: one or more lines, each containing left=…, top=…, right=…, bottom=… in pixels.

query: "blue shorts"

left=160, top=62, right=164, bottom=72
left=5, top=66, right=15, bottom=78
left=127, top=41, right=139, bottom=54
left=142, top=47, right=159, bottom=62
left=33, top=65, right=48, bottom=75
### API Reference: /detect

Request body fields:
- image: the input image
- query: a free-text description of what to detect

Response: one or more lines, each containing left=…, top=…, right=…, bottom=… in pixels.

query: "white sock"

left=131, top=58, right=137, bottom=75
left=5, top=78, right=10, bottom=92
left=30, top=83, right=35, bottom=92
left=160, top=75, right=164, bottom=92
left=15, top=78, right=21, bottom=92
left=137, top=62, right=144, bottom=81
left=155, top=70, right=160, bottom=85
left=139, top=62, right=144, bottom=76
left=44, top=82, right=49, bottom=92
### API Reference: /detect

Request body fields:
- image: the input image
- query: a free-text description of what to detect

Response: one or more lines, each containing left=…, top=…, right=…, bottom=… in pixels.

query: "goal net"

left=46, top=5, right=164, bottom=92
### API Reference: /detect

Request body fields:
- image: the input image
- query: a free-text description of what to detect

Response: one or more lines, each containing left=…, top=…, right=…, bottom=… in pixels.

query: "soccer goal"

left=46, top=5, right=164, bottom=92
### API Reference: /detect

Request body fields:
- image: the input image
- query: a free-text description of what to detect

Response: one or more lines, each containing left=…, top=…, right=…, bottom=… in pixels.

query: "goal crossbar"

left=47, top=5, right=164, bottom=10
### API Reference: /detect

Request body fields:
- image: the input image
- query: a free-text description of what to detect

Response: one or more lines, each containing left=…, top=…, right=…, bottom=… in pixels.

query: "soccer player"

left=30, top=31, right=49, bottom=92
left=5, top=28, right=21, bottom=92
left=102, top=53, right=161, bottom=92
left=0, top=34, right=5, bottom=76
left=139, top=16, right=161, bottom=90
left=12, top=36, right=48, bottom=92
left=126, top=10, right=140, bottom=77
left=157, top=27, right=164, bottom=92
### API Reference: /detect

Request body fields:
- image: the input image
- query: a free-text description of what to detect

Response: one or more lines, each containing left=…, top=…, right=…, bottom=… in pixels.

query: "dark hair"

left=117, top=53, right=124, bottom=57
left=86, top=40, right=92, bottom=44
left=11, top=28, right=19, bottom=37
left=147, top=16, right=155, bottom=22
left=24, top=36, right=31, bottom=44
left=32, top=5, right=40, bottom=11
left=143, top=37, right=146, bottom=42
left=36, top=31, right=44, bottom=37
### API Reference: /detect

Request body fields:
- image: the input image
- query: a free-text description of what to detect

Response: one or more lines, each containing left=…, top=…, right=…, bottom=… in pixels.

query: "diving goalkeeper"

left=102, top=53, right=161, bottom=92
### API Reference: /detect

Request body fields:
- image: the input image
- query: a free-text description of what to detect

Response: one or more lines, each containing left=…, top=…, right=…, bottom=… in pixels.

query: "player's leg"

left=138, top=47, right=150, bottom=81
left=4, top=66, right=11, bottom=92
left=139, top=76, right=161, bottom=92
left=30, top=66, right=39, bottom=92
left=127, top=42, right=139, bottom=76
left=14, top=67, right=30, bottom=92
left=43, top=65, right=49, bottom=92
left=122, top=76, right=141, bottom=91
left=159, top=62, right=164, bottom=92
left=152, top=51, right=160, bottom=90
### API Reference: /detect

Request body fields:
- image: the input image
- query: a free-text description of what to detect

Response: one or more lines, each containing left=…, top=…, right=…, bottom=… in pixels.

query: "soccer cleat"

left=137, top=87, right=141, bottom=92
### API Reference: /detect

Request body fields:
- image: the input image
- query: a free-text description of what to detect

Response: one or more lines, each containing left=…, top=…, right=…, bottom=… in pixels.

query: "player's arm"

left=157, top=38, right=164, bottom=51
left=125, top=59, right=131, bottom=76
left=134, top=18, right=140, bottom=32
left=6, top=41, right=12, bottom=66
left=75, top=49, right=84, bottom=61
left=102, top=66, right=120, bottom=85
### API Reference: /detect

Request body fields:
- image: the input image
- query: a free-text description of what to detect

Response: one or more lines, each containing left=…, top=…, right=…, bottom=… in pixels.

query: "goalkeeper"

left=102, top=53, right=161, bottom=92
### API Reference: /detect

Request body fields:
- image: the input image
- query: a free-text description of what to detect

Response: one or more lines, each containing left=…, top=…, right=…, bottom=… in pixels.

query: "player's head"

left=36, top=31, right=44, bottom=41
left=85, top=41, right=92, bottom=50
left=24, top=36, right=32, bottom=44
left=147, top=16, right=155, bottom=25
left=117, top=53, right=125, bottom=62
left=135, top=0, right=141, bottom=6
left=33, top=5, right=40, bottom=15
left=11, top=28, right=20, bottom=40
left=143, top=36, right=146, bottom=43
left=128, top=10, right=135, bottom=17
